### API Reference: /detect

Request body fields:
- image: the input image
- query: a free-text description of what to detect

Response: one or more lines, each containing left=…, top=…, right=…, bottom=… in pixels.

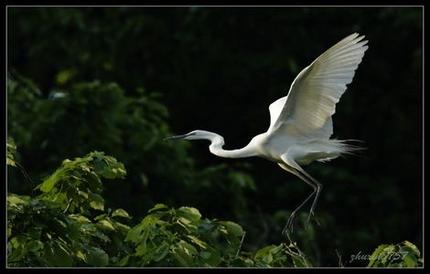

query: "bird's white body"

left=168, top=33, right=368, bottom=234
left=204, top=130, right=349, bottom=165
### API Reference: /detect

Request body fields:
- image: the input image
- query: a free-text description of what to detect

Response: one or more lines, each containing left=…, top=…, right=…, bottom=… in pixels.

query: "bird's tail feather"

left=332, top=139, right=367, bottom=156
left=313, top=139, right=365, bottom=163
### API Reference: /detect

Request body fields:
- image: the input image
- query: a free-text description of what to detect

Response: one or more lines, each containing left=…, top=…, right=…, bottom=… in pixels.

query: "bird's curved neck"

left=206, top=132, right=257, bottom=158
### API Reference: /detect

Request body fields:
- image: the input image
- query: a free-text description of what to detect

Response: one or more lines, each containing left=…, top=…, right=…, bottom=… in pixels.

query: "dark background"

left=7, top=7, right=423, bottom=266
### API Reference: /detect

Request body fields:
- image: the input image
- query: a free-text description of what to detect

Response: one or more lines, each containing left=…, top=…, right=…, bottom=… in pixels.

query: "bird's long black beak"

left=163, top=133, right=190, bottom=141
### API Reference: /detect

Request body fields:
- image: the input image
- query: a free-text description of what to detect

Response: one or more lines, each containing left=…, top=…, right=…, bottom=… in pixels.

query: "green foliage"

left=6, top=148, right=308, bottom=267
left=37, top=151, right=126, bottom=214
left=7, top=152, right=131, bottom=267
left=124, top=203, right=311, bottom=267
left=7, top=193, right=131, bottom=267
left=7, top=137, right=17, bottom=167
left=253, top=243, right=311, bottom=267
left=125, top=204, right=240, bottom=266
left=5, top=140, right=311, bottom=268
left=368, top=241, right=423, bottom=268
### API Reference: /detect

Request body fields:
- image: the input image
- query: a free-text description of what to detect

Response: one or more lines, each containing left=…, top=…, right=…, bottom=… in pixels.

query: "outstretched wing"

left=267, top=33, right=368, bottom=139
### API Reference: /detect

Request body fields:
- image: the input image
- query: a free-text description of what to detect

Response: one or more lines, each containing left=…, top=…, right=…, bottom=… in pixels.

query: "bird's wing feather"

left=268, top=96, right=287, bottom=130
left=267, top=33, right=368, bottom=139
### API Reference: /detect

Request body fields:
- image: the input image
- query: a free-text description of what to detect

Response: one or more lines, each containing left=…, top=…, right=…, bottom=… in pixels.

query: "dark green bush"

left=7, top=147, right=312, bottom=267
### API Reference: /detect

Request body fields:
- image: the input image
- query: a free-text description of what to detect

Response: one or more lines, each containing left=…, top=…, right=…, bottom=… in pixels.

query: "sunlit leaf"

left=89, top=193, right=104, bottom=211
left=112, top=208, right=131, bottom=219
left=148, top=203, right=168, bottom=213
left=97, top=219, right=115, bottom=231
left=218, top=221, right=244, bottom=237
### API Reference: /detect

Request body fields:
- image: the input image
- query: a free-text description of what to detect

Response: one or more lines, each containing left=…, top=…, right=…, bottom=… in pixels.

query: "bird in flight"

left=166, top=33, right=368, bottom=235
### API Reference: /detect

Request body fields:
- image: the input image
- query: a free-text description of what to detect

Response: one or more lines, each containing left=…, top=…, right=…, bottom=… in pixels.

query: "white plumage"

left=167, top=33, right=368, bottom=235
left=268, top=32, right=368, bottom=139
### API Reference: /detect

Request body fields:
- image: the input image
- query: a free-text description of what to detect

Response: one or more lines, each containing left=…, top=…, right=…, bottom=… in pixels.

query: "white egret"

left=166, top=33, right=368, bottom=235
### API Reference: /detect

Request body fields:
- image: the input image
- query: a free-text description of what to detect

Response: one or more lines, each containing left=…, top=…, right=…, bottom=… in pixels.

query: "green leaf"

left=403, top=254, right=417, bottom=267
left=368, top=244, right=388, bottom=266
left=56, top=68, right=76, bottom=85
left=89, top=193, right=105, bottom=211
left=186, top=235, right=208, bottom=249
left=368, top=241, right=423, bottom=267
left=97, top=219, right=115, bottom=231
left=39, top=170, right=63, bottom=192
left=112, top=208, right=131, bottom=219
left=219, top=221, right=244, bottom=237
left=93, top=154, right=126, bottom=179
left=9, top=236, right=28, bottom=262
left=172, top=240, right=197, bottom=267
left=77, top=190, right=89, bottom=199
left=177, top=216, right=194, bottom=230
left=7, top=194, right=30, bottom=206
left=199, top=246, right=221, bottom=267
left=177, top=207, right=201, bottom=223
left=402, top=241, right=420, bottom=257
left=69, top=214, right=91, bottom=224
left=87, top=171, right=102, bottom=192
left=7, top=137, right=17, bottom=167
left=7, top=157, right=16, bottom=167
left=112, top=221, right=131, bottom=234
left=27, top=240, right=44, bottom=252
left=126, top=222, right=146, bottom=243
left=117, top=255, right=130, bottom=266
left=148, top=203, right=169, bottom=213
left=76, top=250, right=86, bottom=261
left=44, top=241, right=73, bottom=267
left=84, top=247, right=109, bottom=266
left=255, top=245, right=276, bottom=265
left=153, top=242, right=170, bottom=262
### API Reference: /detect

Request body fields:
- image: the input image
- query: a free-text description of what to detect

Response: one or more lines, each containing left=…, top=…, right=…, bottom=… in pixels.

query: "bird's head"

left=164, top=130, right=216, bottom=141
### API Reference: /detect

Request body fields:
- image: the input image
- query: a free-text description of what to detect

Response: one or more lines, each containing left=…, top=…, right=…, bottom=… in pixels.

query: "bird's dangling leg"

left=278, top=163, right=317, bottom=237
left=280, top=155, right=324, bottom=230
left=297, top=168, right=323, bottom=227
